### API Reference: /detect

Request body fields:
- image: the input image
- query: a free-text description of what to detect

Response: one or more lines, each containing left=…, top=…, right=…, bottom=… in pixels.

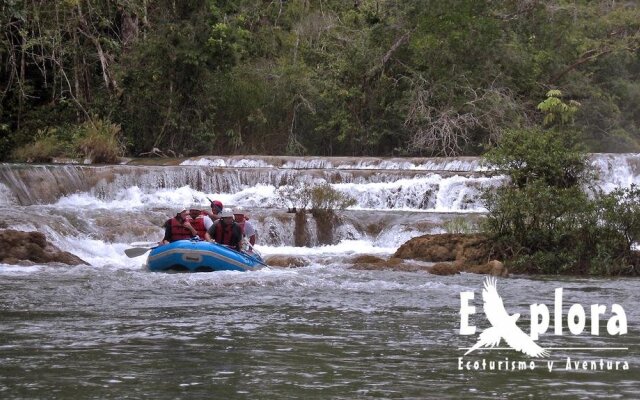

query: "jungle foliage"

left=1, top=0, right=639, bottom=160
left=482, top=92, right=640, bottom=275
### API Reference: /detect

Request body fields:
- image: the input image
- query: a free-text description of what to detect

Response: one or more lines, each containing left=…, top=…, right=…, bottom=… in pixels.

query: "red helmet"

left=210, top=200, right=223, bottom=213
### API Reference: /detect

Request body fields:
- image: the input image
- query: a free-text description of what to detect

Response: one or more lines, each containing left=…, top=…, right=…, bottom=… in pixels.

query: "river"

left=0, top=154, right=638, bottom=398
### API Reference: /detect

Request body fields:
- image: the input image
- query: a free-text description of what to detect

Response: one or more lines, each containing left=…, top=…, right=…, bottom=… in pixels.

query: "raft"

left=145, top=239, right=265, bottom=272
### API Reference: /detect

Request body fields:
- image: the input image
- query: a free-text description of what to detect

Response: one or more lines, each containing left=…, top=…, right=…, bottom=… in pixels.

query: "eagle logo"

left=465, top=277, right=549, bottom=358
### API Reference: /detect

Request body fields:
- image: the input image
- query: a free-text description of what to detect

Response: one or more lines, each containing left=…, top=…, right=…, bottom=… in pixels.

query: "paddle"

left=246, top=252, right=269, bottom=268
left=124, top=243, right=158, bottom=258
left=130, top=241, right=161, bottom=247
left=239, top=242, right=269, bottom=268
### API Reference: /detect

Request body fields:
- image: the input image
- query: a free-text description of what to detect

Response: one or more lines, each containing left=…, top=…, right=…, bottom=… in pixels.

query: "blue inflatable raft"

left=145, top=239, right=265, bottom=272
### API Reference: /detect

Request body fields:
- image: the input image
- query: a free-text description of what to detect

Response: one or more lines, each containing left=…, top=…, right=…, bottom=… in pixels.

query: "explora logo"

left=459, top=278, right=628, bottom=357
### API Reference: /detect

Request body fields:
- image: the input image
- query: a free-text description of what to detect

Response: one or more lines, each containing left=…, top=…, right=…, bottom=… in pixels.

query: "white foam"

left=591, top=153, right=640, bottom=193
left=0, top=183, right=18, bottom=206
left=257, top=240, right=397, bottom=256
left=180, top=158, right=227, bottom=167
left=53, top=185, right=233, bottom=212
left=180, top=158, right=274, bottom=168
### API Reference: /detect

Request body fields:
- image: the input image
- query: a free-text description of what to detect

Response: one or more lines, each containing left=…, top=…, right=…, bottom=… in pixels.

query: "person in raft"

left=233, top=209, right=257, bottom=246
left=187, top=205, right=208, bottom=240
left=205, top=208, right=243, bottom=251
left=160, top=206, right=198, bottom=244
left=203, top=199, right=224, bottom=231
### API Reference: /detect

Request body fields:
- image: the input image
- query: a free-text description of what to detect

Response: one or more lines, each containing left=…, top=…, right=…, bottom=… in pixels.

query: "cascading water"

left=0, top=154, right=638, bottom=398
left=1, top=153, right=638, bottom=247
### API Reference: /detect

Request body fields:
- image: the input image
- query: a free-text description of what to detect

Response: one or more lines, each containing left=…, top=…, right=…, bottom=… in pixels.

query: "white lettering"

left=457, top=357, right=538, bottom=371
left=590, top=304, right=606, bottom=335
left=554, top=288, right=563, bottom=335
left=530, top=303, right=549, bottom=340
left=567, top=304, right=586, bottom=335
left=607, top=304, right=628, bottom=335
left=563, top=357, right=629, bottom=370
left=460, top=291, right=476, bottom=335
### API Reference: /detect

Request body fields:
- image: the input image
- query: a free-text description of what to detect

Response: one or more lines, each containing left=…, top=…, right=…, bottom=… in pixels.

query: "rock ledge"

left=0, top=229, right=88, bottom=266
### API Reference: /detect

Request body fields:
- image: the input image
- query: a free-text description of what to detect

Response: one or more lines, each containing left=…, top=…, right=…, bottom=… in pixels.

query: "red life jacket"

left=213, top=221, right=235, bottom=246
left=190, top=216, right=207, bottom=240
left=169, top=217, right=193, bottom=241
left=234, top=214, right=246, bottom=234
left=236, top=221, right=246, bottom=234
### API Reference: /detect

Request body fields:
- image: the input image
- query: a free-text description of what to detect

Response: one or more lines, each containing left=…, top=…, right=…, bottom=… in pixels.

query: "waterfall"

left=1, top=154, right=638, bottom=209
left=0, top=154, right=638, bottom=248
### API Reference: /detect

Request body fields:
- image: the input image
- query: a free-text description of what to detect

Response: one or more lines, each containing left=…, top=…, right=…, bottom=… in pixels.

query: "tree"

left=482, top=93, right=638, bottom=275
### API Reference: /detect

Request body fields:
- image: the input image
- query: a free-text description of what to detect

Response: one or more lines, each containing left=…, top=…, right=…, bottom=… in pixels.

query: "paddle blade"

left=124, top=246, right=153, bottom=258
left=130, top=241, right=161, bottom=247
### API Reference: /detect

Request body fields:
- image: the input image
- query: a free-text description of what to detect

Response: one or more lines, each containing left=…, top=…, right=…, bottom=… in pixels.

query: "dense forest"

left=1, top=0, right=639, bottom=161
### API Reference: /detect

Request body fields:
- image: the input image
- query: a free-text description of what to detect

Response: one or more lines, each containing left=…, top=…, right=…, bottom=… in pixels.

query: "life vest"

left=213, top=220, right=237, bottom=248
left=236, top=221, right=246, bottom=234
left=233, top=216, right=256, bottom=245
left=190, top=216, right=207, bottom=239
left=169, top=217, right=193, bottom=241
left=234, top=214, right=247, bottom=234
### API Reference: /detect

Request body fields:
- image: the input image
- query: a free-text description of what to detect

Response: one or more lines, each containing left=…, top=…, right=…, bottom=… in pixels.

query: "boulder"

left=394, top=233, right=495, bottom=265
left=488, top=260, right=508, bottom=277
left=465, top=260, right=509, bottom=277
left=352, top=254, right=386, bottom=265
left=429, top=262, right=462, bottom=276
left=0, top=229, right=88, bottom=266
left=264, top=255, right=310, bottom=268
left=394, top=233, right=510, bottom=277
left=349, top=255, right=430, bottom=272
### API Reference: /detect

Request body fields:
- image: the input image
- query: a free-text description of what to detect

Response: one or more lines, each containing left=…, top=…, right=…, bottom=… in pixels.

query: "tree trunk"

left=121, top=11, right=139, bottom=48
left=294, top=210, right=311, bottom=247
left=311, top=209, right=338, bottom=245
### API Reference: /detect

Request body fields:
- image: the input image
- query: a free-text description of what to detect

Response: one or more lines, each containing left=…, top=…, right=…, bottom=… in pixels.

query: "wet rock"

left=488, top=260, right=508, bottom=277
left=429, top=262, right=462, bottom=276
left=386, top=257, right=405, bottom=267
left=352, top=254, right=386, bottom=264
left=395, top=233, right=511, bottom=277
left=350, top=255, right=430, bottom=272
left=350, top=254, right=387, bottom=270
left=394, top=233, right=495, bottom=265
left=264, top=255, right=310, bottom=268
left=0, top=229, right=88, bottom=266
left=389, top=262, right=431, bottom=272
left=464, top=260, right=508, bottom=277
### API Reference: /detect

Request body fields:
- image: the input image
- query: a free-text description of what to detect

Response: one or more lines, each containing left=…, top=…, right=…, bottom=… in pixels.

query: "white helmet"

left=219, top=208, right=234, bottom=218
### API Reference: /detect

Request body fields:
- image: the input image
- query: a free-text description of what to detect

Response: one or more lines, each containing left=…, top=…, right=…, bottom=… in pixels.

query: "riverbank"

left=374, top=233, right=639, bottom=277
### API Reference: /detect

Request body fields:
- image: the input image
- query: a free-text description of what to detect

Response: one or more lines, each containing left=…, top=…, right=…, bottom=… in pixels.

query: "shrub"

left=482, top=182, right=590, bottom=257
left=276, top=181, right=312, bottom=210
left=443, top=216, right=478, bottom=234
left=596, top=185, right=640, bottom=253
left=75, top=119, right=125, bottom=164
left=11, top=130, right=64, bottom=162
left=10, top=119, right=125, bottom=164
left=277, top=181, right=356, bottom=211
left=483, top=126, right=640, bottom=275
left=482, top=125, right=640, bottom=275
left=309, top=183, right=357, bottom=211
left=483, top=128, right=590, bottom=189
